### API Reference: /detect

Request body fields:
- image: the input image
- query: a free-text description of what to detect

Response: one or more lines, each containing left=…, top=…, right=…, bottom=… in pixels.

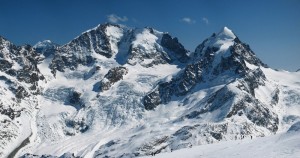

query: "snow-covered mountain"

left=0, top=24, right=299, bottom=158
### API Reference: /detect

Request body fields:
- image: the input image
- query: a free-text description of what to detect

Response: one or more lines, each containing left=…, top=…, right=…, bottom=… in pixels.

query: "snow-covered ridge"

left=33, top=40, right=54, bottom=48
left=50, top=23, right=189, bottom=73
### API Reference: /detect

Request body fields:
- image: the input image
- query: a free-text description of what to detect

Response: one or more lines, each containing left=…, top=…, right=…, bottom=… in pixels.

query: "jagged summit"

left=80, top=22, right=124, bottom=35
left=33, top=40, right=59, bottom=50
left=193, top=26, right=236, bottom=60
left=34, top=40, right=54, bottom=47
left=49, top=23, right=189, bottom=74
left=33, top=40, right=59, bottom=57
left=193, top=26, right=266, bottom=69
left=217, top=26, right=236, bottom=39
left=0, top=36, right=11, bottom=45
left=144, top=26, right=268, bottom=110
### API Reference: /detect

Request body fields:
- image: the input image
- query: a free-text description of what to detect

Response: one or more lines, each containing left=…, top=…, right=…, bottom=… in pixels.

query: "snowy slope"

left=0, top=24, right=299, bottom=158
left=142, top=131, right=300, bottom=158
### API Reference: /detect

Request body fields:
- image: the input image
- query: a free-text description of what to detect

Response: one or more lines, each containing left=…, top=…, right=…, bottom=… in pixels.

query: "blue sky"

left=0, top=0, right=299, bottom=71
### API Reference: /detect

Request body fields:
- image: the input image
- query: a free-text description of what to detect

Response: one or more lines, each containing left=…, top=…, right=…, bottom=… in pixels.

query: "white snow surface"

left=16, top=50, right=182, bottom=157
left=142, top=131, right=300, bottom=158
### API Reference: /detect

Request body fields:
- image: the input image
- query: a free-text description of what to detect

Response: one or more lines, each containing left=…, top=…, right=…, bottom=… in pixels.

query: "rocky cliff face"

left=49, top=23, right=189, bottom=76
left=0, top=36, right=45, bottom=100
left=0, top=37, right=44, bottom=89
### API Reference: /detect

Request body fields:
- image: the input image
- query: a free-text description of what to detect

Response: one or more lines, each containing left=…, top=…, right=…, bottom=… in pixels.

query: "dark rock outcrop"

left=50, top=23, right=118, bottom=74
left=0, top=37, right=44, bottom=94
left=0, top=103, right=22, bottom=120
left=161, top=33, right=190, bottom=63
left=99, top=66, right=128, bottom=92
left=65, top=118, right=89, bottom=134
left=271, top=88, right=280, bottom=105
left=68, top=91, right=85, bottom=110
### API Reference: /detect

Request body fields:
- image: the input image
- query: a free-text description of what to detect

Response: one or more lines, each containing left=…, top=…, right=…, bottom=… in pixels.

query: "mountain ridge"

left=0, top=23, right=299, bottom=158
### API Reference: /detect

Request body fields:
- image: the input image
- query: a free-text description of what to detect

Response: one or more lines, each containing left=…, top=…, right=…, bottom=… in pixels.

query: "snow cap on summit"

left=43, top=40, right=52, bottom=43
left=33, top=40, right=60, bottom=49
left=34, top=40, right=53, bottom=47
left=217, top=26, right=236, bottom=39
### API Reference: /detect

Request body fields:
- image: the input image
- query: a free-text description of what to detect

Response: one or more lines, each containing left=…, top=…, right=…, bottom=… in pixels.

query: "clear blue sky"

left=0, top=0, right=299, bottom=71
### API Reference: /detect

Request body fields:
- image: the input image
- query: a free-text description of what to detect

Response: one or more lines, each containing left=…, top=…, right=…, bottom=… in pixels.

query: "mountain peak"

left=33, top=40, right=57, bottom=48
left=42, top=40, right=52, bottom=43
left=193, top=25, right=266, bottom=72
left=0, top=35, right=10, bottom=44
left=216, top=26, right=236, bottom=39
left=194, top=26, right=237, bottom=60
left=33, top=40, right=59, bottom=57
